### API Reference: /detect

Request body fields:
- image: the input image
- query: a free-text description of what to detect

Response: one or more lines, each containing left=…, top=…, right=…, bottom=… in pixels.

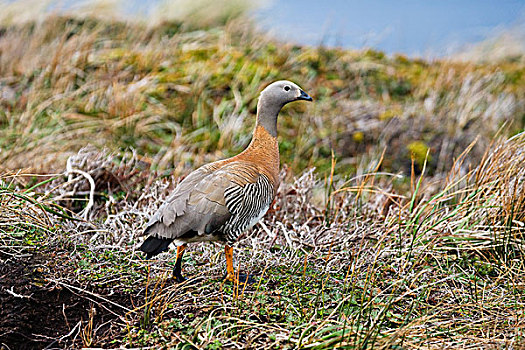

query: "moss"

left=363, top=48, right=385, bottom=61
left=379, top=107, right=402, bottom=120
left=352, top=131, right=364, bottom=143
left=407, top=141, right=432, bottom=168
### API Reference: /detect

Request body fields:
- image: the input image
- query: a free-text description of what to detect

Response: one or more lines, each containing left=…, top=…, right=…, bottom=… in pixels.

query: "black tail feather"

left=140, top=236, right=174, bottom=259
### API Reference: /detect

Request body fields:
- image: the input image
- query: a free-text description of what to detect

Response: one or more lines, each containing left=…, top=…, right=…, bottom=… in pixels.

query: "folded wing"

left=143, top=161, right=268, bottom=241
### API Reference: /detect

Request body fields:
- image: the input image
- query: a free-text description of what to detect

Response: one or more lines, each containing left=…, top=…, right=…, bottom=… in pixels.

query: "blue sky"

left=256, top=0, right=525, bottom=56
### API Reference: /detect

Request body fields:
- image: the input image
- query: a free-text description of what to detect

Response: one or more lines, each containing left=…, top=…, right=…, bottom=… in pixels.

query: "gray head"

left=257, top=80, right=312, bottom=136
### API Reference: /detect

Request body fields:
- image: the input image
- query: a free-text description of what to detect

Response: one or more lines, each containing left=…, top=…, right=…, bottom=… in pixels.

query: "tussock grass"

left=0, top=11, right=523, bottom=175
left=1, top=6, right=525, bottom=349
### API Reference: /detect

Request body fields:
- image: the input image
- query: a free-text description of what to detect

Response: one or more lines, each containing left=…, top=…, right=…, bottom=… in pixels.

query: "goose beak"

left=297, top=89, right=313, bottom=101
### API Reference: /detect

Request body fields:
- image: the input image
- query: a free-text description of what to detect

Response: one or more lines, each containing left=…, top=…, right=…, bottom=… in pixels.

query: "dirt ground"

left=0, top=252, right=131, bottom=349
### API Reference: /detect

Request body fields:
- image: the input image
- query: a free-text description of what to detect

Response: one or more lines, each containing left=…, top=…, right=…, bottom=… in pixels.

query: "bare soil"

left=0, top=252, right=130, bottom=349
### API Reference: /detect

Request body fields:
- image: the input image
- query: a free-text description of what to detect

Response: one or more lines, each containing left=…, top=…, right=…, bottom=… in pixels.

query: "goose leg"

left=224, top=245, right=255, bottom=284
left=173, top=244, right=186, bottom=282
left=224, top=245, right=235, bottom=282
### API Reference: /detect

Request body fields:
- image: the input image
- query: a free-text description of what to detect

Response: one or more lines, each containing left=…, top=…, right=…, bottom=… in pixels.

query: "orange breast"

left=222, top=125, right=280, bottom=185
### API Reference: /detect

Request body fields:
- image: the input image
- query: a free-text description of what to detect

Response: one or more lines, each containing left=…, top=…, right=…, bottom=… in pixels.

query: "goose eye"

left=284, top=85, right=291, bottom=91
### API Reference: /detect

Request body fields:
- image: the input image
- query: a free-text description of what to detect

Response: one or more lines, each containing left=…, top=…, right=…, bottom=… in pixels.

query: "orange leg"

left=224, top=245, right=254, bottom=284
left=173, top=244, right=186, bottom=282
left=224, top=245, right=235, bottom=282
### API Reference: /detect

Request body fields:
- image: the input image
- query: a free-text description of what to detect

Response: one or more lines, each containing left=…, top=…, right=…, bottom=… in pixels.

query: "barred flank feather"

left=223, top=174, right=273, bottom=244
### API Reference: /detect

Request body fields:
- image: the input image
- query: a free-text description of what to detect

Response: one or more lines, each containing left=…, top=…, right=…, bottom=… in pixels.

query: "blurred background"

left=3, top=0, right=525, bottom=56
left=0, top=0, right=524, bottom=176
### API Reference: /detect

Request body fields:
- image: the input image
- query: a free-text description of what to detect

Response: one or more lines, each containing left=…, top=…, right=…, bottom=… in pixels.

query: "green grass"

left=0, top=6, right=525, bottom=349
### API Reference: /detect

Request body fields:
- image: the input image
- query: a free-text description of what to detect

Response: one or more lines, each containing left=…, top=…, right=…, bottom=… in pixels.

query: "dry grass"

left=1, top=133, right=524, bottom=348
left=1, top=5, right=525, bottom=349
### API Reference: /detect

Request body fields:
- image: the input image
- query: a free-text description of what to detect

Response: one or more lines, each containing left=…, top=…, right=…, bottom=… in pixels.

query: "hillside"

left=1, top=13, right=524, bottom=349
